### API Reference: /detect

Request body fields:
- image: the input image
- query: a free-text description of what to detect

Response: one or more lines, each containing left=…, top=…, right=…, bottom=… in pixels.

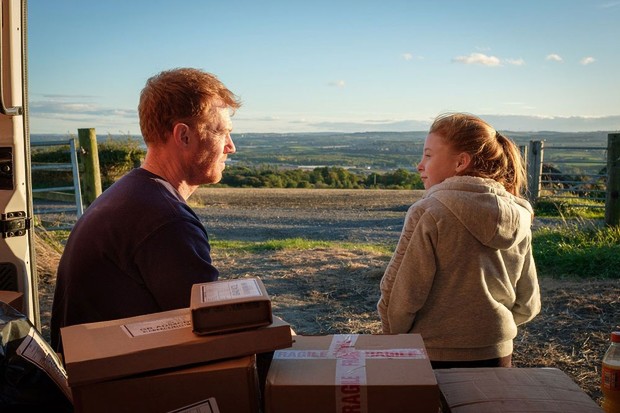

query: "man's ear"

left=172, top=123, right=190, bottom=146
left=456, top=152, right=472, bottom=173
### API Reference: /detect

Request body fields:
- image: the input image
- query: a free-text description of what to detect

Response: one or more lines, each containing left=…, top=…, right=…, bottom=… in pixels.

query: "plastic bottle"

left=602, top=331, right=620, bottom=413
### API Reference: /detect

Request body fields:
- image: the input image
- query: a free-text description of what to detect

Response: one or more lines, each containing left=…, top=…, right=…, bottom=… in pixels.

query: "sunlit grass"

left=211, top=237, right=394, bottom=255
left=534, top=197, right=605, bottom=219
left=533, top=226, right=620, bottom=279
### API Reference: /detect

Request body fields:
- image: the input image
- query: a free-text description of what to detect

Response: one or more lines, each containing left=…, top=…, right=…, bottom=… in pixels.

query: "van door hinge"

left=1, top=211, right=30, bottom=238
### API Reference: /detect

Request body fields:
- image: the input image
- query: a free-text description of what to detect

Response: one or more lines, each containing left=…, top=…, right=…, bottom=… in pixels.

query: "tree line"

left=220, top=165, right=423, bottom=190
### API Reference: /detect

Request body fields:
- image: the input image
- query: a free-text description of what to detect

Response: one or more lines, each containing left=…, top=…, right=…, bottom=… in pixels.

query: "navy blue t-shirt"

left=50, top=168, right=218, bottom=351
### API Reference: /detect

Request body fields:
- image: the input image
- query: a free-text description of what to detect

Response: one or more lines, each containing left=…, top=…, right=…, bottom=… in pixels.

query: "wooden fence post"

left=519, top=145, right=528, bottom=197
left=605, top=133, right=620, bottom=226
left=527, top=140, right=544, bottom=204
left=77, top=128, right=102, bottom=207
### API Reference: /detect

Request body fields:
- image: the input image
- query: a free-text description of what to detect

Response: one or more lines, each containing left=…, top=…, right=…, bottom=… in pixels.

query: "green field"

left=32, top=130, right=610, bottom=173
left=30, top=130, right=612, bottom=193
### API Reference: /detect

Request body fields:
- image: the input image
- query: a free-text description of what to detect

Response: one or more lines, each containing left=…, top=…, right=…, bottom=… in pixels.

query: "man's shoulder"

left=82, top=169, right=186, bottom=226
left=103, top=169, right=175, bottom=200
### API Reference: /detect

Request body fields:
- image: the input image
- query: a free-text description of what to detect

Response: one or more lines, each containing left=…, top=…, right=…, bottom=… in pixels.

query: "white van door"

left=0, top=0, right=40, bottom=329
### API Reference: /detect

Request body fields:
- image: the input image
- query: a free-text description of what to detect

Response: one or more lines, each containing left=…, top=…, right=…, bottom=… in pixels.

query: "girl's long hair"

left=429, top=112, right=527, bottom=197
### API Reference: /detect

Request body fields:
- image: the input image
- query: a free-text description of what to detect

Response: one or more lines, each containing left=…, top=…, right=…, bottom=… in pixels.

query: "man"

left=50, top=68, right=241, bottom=352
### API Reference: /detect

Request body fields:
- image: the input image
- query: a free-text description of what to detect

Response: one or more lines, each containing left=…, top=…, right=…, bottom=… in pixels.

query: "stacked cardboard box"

left=435, top=367, right=604, bottom=413
left=0, top=290, right=23, bottom=312
left=61, top=278, right=293, bottom=413
left=265, top=334, right=440, bottom=413
left=190, top=277, right=273, bottom=335
left=71, top=354, right=258, bottom=413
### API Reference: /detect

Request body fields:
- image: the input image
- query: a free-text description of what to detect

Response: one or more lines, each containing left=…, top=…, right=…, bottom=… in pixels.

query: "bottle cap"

left=612, top=331, right=620, bottom=343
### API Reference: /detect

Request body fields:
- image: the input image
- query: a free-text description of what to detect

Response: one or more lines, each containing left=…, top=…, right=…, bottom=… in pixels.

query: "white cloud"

left=580, top=56, right=596, bottom=65
left=546, top=54, right=563, bottom=62
left=402, top=52, right=424, bottom=61
left=328, top=80, right=346, bottom=88
left=452, top=53, right=501, bottom=66
left=505, top=58, right=525, bottom=66
left=235, top=115, right=281, bottom=122
left=598, top=1, right=620, bottom=8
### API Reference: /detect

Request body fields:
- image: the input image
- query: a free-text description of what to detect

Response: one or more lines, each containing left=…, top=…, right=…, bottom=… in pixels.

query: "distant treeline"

left=220, top=165, right=423, bottom=189
left=30, top=139, right=424, bottom=190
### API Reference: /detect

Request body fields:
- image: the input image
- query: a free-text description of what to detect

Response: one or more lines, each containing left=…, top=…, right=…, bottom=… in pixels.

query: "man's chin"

left=198, top=172, right=222, bottom=186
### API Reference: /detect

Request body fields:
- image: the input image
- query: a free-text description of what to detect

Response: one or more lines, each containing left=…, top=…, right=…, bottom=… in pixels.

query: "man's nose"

left=226, top=136, right=236, bottom=154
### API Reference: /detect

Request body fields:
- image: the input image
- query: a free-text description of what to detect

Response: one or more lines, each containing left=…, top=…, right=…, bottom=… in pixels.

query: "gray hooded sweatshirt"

left=378, top=175, right=541, bottom=361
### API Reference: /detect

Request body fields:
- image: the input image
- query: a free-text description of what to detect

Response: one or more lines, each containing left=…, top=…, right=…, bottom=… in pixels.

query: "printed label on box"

left=121, top=314, right=192, bottom=337
left=200, top=278, right=263, bottom=303
left=16, top=327, right=72, bottom=401
left=167, top=397, right=220, bottom=413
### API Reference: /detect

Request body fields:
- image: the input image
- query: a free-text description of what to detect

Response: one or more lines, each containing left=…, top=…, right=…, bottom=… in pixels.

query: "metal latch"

left=1, top=211, right=30, bottom=238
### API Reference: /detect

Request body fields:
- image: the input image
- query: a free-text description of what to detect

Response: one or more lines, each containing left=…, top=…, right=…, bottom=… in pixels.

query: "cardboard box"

left=191, top=277, right=272, bottom=335
left=61, top=308, right=293, bottom=387
left=265, top=334, right=439, bottom=413
left=0, top=290, right=23, bottom=312
left=72, top=355, right=260, bottom=413
left=435, top=367, right=604, bottom=413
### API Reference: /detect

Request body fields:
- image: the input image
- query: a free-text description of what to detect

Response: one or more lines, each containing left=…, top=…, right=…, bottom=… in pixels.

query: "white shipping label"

left=167, top=397, right=220, bottom=413
left=16, top=327, right=73, bottom=401
left=200, top=278, right=263, bottom=303
left=121, top=314, right=192, bottom=337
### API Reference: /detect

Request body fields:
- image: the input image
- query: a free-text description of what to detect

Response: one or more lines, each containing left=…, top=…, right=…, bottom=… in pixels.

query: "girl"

left=377, top=113, right=541, bottom=368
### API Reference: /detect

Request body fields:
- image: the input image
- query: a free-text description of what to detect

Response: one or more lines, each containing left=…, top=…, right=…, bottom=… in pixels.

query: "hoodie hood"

left=425, top=176, right=534, bottom=250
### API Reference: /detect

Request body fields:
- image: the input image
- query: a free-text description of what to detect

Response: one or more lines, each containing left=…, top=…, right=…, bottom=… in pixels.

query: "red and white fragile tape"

left=273, top=334, right=427, bottom=413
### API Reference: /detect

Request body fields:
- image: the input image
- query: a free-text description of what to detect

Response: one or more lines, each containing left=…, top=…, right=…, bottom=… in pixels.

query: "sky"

left=27, top=0, right=620, bottom=136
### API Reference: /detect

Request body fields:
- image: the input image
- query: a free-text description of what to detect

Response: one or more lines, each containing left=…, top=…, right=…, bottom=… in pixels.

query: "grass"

left=534, top=197, right=605, bottom=220
left=533, top=225, right=620, bottom=279
left=211, top=237, right=394, bottom=255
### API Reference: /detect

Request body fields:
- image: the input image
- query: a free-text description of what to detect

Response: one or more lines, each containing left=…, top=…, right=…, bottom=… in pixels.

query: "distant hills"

left=291, top=115, right=620, bottom=134
left=480, top=115, right=620, bottom=134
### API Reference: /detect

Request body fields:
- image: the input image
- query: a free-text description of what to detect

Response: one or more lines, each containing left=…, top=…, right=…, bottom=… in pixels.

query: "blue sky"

left=27, top=0, right=620, bottom=135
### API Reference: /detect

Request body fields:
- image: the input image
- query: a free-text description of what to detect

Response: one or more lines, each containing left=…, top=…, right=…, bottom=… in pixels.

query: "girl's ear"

left=455, top=152, right=472, bottom=173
